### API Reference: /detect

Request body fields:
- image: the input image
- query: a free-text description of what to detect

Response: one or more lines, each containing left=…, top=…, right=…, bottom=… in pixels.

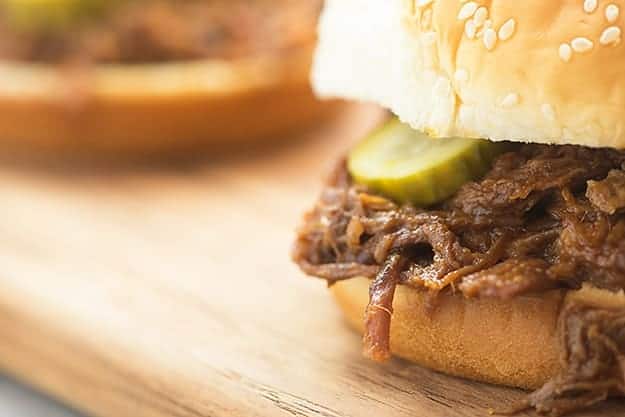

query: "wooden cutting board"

left=0, top=104, right=621, bottom=417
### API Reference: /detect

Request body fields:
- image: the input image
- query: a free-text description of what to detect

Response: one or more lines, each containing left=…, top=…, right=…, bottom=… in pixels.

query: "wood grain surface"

left=0, top=104, right=621, bottom=417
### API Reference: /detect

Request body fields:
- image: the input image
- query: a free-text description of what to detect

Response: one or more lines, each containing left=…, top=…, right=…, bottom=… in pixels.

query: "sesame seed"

left=583, top=0, right=598, bottom=13
left=473, top=7, right=488, bottom=27
left=500, top=93, right=519, bottom=108
left=454, top=68, right=469, bottom=83
left=498, top=18, right=516, bottom=41
left=483, top=28, right=497, bottom=50
left=559, top=43, right=573, bottom=62
left=541, top=104, right=556, bottom=121
left=465, top=20, right=477, bottom=39
left=476, top=20, right=491, bottom=38
left=571, top=37, right=594, bottom=53
left=457, top=1, right=478, bottom=20
left=416, top=0, right=434, bottom=7
left=600, top=26, right=621, bottom=45
left=606, top=4, right=620, bottom=23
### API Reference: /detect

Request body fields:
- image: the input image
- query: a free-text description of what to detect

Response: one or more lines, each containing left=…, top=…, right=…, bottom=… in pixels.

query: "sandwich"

left=293, top=1, right=625, bottom=414
left=0, top=0, right=326, bottom=155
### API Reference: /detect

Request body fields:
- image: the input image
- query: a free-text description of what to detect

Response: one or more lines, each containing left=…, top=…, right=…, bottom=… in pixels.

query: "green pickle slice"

left=2, top=0, right=109, bottom=32
left=348, top=118, right=504, bottom=206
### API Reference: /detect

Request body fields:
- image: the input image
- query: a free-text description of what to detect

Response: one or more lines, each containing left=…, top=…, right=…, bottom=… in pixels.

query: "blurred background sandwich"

left=0, top=0, right=329, bottom=157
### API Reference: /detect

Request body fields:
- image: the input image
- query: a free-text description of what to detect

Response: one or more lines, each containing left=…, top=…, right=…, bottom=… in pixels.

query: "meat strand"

left=458, top=258, right=558, bottom=299
left=587, top=167, right=625, bottom=214
left=363, top=251, right=406, bottom=362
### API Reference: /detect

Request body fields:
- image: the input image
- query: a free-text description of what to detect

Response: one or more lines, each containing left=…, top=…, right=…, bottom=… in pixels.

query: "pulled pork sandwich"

left=0, top=0, right=326, bottom=155
left=293, top=0, right=625, bottom=415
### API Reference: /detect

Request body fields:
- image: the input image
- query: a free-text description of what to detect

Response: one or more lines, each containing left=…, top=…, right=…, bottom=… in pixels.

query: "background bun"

left=0, top=45, right=330, bottom=157
left=313, top=0, right=625, bottom=148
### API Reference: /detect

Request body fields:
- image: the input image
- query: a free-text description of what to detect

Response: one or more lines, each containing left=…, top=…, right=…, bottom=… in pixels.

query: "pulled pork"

left=293, top=143, right=625, bottom=415
left=502, top=297, right=625, bottom=416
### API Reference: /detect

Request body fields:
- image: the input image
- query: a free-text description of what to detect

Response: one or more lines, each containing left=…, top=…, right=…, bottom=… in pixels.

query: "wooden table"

left=0, top=104, right=621, bottom=417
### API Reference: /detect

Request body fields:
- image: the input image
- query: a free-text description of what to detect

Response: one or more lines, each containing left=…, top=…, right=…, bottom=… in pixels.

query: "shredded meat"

left=293, top=144, right=625, bottom=294
left=587, top=166, right=625, bottom=215
left=458, top=258, right=557, bottom=299
left=501, top=295, right=625, bottom=416
left=292, top=142, right=625, bottom=415
left=0, top=0, right=320, bottom=64
left=363, top=251, right=407, bottom=362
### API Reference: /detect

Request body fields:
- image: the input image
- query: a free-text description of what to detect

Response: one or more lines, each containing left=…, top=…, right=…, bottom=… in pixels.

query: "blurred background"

left=0, top=0, right=335, bottom=159
left=0, top=1, right=385, bottom=415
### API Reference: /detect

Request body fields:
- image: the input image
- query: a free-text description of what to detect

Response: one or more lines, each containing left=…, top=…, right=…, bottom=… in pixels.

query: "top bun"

left=313, top=0, right=625, bottom=149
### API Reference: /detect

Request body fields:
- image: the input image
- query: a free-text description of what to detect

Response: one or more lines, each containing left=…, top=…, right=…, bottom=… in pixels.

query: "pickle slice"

left=348, top=118, right=503, bottom=206
left=2, top=0, right=108, bottom=32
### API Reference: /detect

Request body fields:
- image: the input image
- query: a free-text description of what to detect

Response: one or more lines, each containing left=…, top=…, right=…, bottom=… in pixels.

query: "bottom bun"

left=331, top=277, right=565, bottom=390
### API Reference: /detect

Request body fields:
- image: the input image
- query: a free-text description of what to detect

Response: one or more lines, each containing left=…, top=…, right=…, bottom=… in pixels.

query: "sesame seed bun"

left=331, top=277, right=625, bottom=390
left=313, top=0, right=625, bottom=148
left=0, top=45, right=332, bottom=157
